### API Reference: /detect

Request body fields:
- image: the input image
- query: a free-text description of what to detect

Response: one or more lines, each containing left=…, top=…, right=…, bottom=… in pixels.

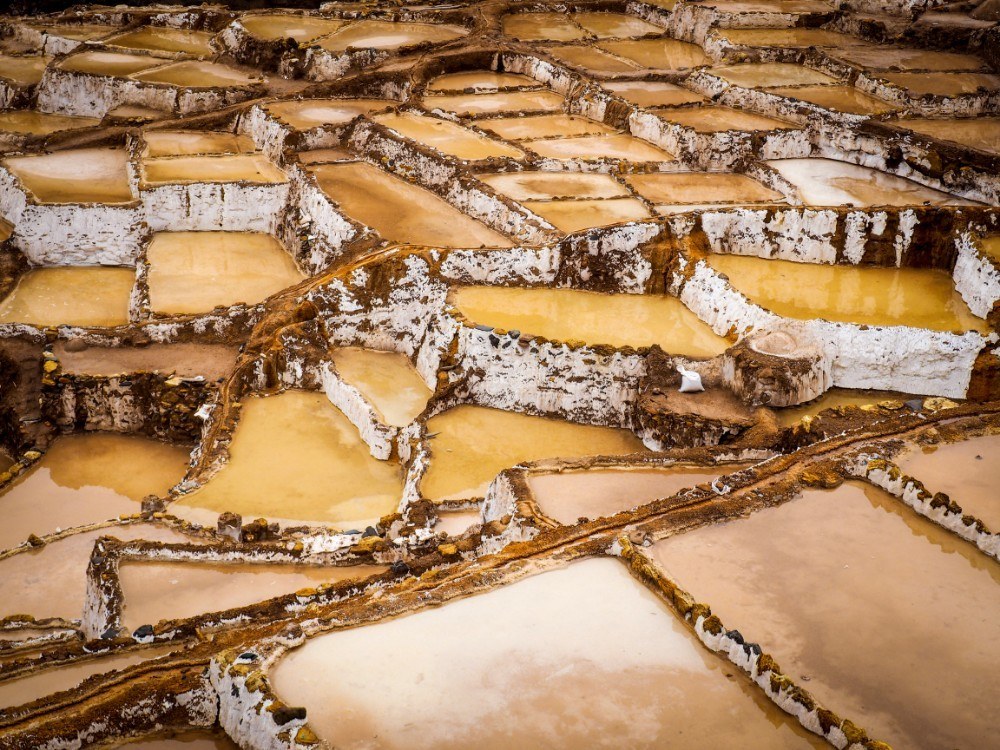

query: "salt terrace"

left=0, top=0, right=998, bottom=747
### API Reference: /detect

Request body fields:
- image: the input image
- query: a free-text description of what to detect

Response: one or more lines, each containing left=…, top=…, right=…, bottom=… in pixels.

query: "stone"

left=722, top=324, right=832, bottom=408
left=272, top=705, right=307, bottom=725
left=218, top=511, right=243, bottom=541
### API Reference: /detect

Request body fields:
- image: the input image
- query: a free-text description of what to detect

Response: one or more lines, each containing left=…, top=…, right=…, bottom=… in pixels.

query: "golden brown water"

left=523, top=133, right=675, bottom=162
left=270, top=558, right=824, bottom=749
left=479, top=171, right=629, bottom=200
left=421, top=405, right=647, bottom=501
left=522, top=197, right=652, bottom=232
left=25, top=23, right=115, bottom=42
left=773, top=388, right=908, bottom=426
left=143, top=131, right=255, bottom=158
left=603, top=80, right=706, bottom=106
left=54, top=341, right=238, bottom=379
left=452, top=286, right=729, bottom=356
left=715, top=28, right=869, bottom=48
left=423, top=91, right=564, bottom=115
left=766, top=158, right=977, bottom=206
left=426, top=71, right=538, bottom=91
left=766, top=85, right=897, bottom=114
left=240, top=14, right=346, bottom=43
left=655, top=106, right=794, bottom=133
left=980, top=235, right=1000, bottom=264
left=4, top=147, right=132, bottom=204
left=626, top=172, right=782, bottom=205
left=830, top=46, right=986, bottom=72
left=265, top=98, right=393, bottom=129
left=899, top=117, right=1000, bottom=154
left=881, top=71, right=1000, bottom=97
left=175, top=390, right=403, bottom=528
left=0, top=525, right=193, bottom=621
left=104, top=28, right=215, bottom=56
left=373, top=112, right=524, bottom=160
left=0, top=111, right=99, bottom=136
left=477, top=114, right=615, bottom=140
left=309, top=161, right=512, bottom=247
left=649, top=482, right=1000, bottom=750
left=0, top=55, right=51, bottom=85
left=709, top=62, right=838, bottom=88
left=707, top=254, right=988, bottom=332
left=58, top=51, right=163, bottom=77
left=132, top=61, right=262, bottom=87
left=146, top=232, right=304, bottom=315
left=112, top=729, right=239, bottom=749
left=543, top=45, right=641, bottom=74
left=0, top=645, right=177, bottom=711
left=106, top=104, right=171, bottom=121
left=119, top=560, right=385, bottom=629
left=0, top=433, right=189, bottom=551
left=598, top=39, right=710, bottom=70
left=897, top=434, right=1000, bottom=532
left=0, top=268, right=134, bottom=327
left=297, top=147, right=355, bottom=164
left=528, top=464, right=748, bottom=524
left=707, top=0, right=834, bottom=10
left=141, top=154, right=286, bottom=186
left=316, top=20, right=467, bottom=52
left=330, top=347, right=431, bottom=427
left=573, top=12, right=663, bottom=38
left=502, top=13, right=586, bottom=42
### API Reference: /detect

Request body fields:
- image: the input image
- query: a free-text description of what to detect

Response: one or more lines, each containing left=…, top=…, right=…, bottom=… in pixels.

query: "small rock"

left=904, top=399, right=923, bottom=412
left=923, top=396, right=958, bottom=412
left=626, top=529, right=650, bottom=546
left=362, top=526, right=378, bottom=538
left=294, top=727, right=320, bottom=745
left=391, top=560, right=410, bottom=575
left=272, top=706, right=307, bottom=725
left=217, top=512, right=243, bottom=542
left=353, top=535, right=384, bottom=553
left=142, top=495, right=166, bottom=514
left=133, top=624, right=154, bottom=639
